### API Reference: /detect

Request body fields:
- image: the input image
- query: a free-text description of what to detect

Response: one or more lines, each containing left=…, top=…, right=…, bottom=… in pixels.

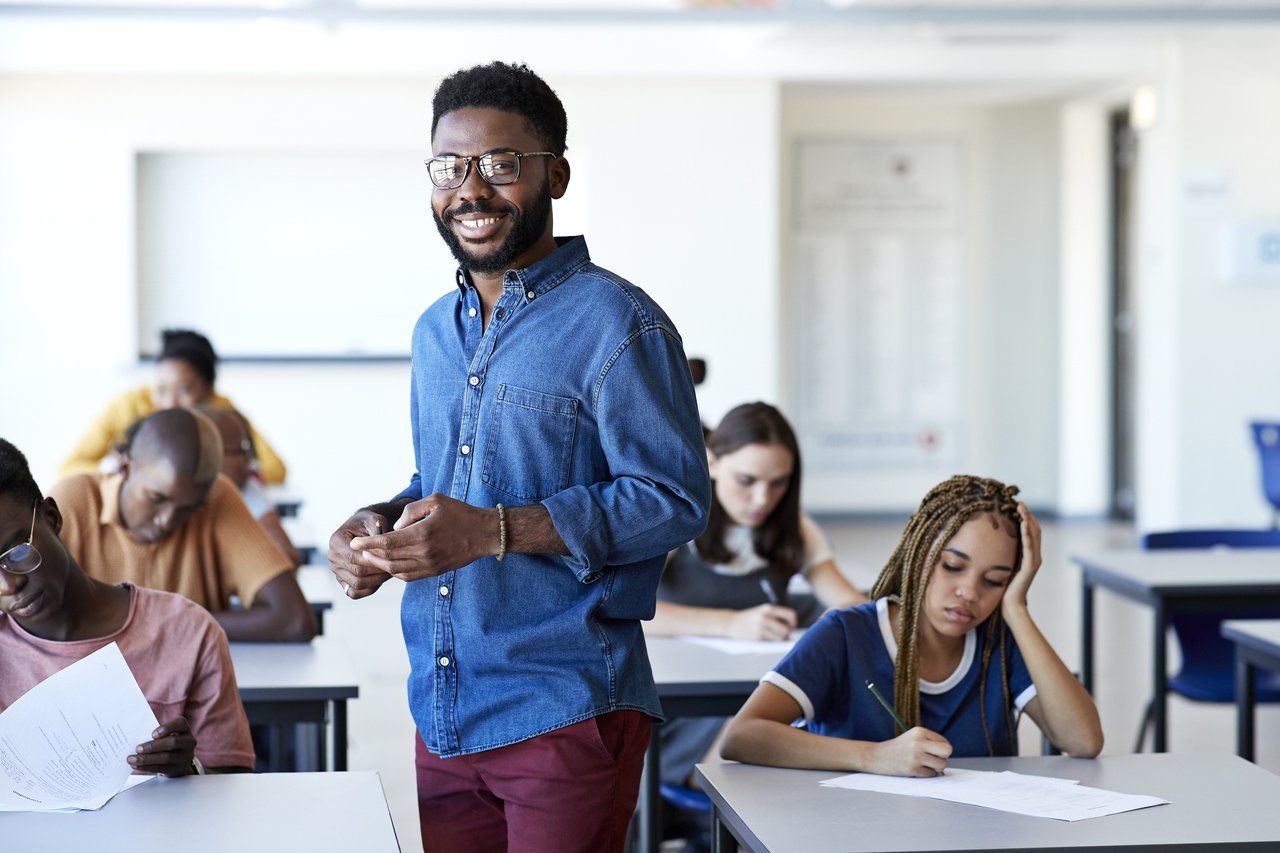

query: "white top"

left=710, top=512, right=834, bottom=578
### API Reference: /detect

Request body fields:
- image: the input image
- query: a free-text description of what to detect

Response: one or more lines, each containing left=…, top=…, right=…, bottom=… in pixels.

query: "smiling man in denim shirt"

left=327, top=63, right=710, bottom=852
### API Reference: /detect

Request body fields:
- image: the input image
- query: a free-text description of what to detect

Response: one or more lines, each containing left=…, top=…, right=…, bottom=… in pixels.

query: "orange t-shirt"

left=50, top=472, right=291, bottom=611
left=0, top=585, right=255, bottom=769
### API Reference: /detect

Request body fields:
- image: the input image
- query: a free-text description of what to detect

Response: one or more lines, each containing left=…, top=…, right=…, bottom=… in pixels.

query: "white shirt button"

left=468, top=307, right=477, bottom=318
left=526, top=291, right=535, bottom=300
left=469, top=376, right=479, bottom=387
left=439, top=585, right=449, bottom=596
left=460, top=444, right=471, bottom=455
left=439, top=656, right=450, bottom=667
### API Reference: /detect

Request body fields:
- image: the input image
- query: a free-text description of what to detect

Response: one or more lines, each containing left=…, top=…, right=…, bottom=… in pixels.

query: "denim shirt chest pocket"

left=481, top=383, right=579, bottom=501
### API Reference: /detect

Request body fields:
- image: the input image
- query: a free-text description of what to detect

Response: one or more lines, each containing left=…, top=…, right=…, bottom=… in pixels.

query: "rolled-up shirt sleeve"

left=542, top=325, right=711, bottom=581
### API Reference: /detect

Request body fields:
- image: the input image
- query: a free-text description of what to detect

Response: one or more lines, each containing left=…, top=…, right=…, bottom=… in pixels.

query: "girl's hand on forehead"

left=1003, top=502, right=1042, bottom=614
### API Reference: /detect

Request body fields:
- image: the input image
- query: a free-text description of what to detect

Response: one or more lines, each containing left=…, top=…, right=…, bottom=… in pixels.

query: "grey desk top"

left=1073, top=548, right=1280, bottom=595
left=645, top=634, right=792, bottom=697
left=1224, top=619, right=1280, bottom=658
left=0, top=771, right=399, bottom=852
left=298, top=563, right=339, bottom=606
left=698, top=754, right=1280, bottom=852
left=231, top=636, right=359, bottom=701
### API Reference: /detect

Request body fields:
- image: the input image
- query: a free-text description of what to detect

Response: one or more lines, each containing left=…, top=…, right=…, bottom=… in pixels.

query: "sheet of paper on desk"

left=678, top=636, right=797, bottom=656
left=0, top=642, right=160, bottom=812
left=821, top=768, right=1169, bottom=822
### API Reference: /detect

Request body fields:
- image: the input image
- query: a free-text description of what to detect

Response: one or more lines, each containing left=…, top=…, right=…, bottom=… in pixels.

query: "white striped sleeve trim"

left=761, top=671, right=816, bottom=722
left=1014, top=683, right=1038, bottom=713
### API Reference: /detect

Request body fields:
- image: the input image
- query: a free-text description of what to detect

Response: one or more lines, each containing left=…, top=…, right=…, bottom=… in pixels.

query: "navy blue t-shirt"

left=763, top=598, right=1037, bottom=757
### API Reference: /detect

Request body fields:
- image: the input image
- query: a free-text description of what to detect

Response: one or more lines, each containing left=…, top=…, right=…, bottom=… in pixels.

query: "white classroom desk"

left=640, top=634, right=794, bottom=853
left=298, top=563, right=338, bottom=633
left=1, top=771, right=400, bottom=853
left=231, top=637, right=359, bottom=771
left=1223, top=618, right=1280, bottom=760
left=698, top=754, right=1280, bottom=852
left=1073, top=548, right=1280, bottom=752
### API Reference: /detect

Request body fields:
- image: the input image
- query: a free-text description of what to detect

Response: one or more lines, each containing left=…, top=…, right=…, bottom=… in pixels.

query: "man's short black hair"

left=0, top=438, right=43, bottom=507
left=431, top=62, right=568, bottom=157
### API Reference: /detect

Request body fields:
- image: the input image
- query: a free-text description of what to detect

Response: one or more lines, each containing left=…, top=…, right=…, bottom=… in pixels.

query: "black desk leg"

left=638, top=726, right=662, bottom=853
left=269, top=725, right=285, bottom=773
left=316, top=720, right=328, bottom=773
left=334, top=700, right=349, bottom=772
left=1081, top=577, right=1095, bottom=694
left=711, top=804, right=735, bottom=853
left=1236, top=649, right=1256, bottom=762
left=1152, top=601, right=1169, bottom=752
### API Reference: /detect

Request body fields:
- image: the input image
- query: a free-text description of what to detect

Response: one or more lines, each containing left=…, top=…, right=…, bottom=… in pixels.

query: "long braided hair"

left=869, top=475, right=1023, bottom=755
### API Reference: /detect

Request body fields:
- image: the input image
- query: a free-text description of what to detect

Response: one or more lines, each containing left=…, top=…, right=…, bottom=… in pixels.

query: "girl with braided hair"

left=721, top=475, right=1102, bottom=777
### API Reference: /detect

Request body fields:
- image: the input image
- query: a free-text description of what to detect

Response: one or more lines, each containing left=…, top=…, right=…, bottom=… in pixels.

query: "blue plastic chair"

left=1134, top=528, right=1280, bottom=750
left=1250, top=422, right=1280, bottom=527
left=660, top=782, right=711, bottom=813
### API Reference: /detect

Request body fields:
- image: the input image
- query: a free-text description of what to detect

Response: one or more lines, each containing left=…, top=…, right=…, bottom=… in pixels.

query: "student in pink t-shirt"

left=0, top=438, right=253, bottom=774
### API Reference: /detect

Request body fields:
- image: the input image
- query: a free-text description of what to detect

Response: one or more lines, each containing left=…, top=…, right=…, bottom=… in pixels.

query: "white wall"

left=1056, top=99, right=1115, bottom=518
left=780, top=86, right=1063, bottom=512
left=0, top=75, right=779, bottom=535
left=1133, top=37, right=1280, bottom=531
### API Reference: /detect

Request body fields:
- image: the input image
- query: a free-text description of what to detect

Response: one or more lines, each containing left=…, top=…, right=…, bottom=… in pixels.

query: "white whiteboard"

left=136, top=151, right=457, bottom=359
left=792, top=138, right=963, bottom=470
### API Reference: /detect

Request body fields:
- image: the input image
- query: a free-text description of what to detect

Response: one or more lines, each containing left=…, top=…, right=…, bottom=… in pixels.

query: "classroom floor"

left=319, top=518, right=1280, bottom=851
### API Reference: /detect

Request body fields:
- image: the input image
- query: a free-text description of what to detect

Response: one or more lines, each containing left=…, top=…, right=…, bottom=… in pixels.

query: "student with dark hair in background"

left=60, top=329, right=288, bottom=484
left=51, top=408, right=314, bottom=642
left=0, top=437, right=255, bottom=775
left=648, top=402, right=865, bottom=819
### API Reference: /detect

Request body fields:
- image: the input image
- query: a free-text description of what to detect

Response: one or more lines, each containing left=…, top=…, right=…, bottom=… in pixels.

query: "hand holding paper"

left=128, top=716, right=198, bottom=778
left=0, top=642, right=160, bottom=812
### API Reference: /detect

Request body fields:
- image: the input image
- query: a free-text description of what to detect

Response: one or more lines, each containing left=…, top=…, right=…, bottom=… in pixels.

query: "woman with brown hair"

left=648, top=402, right=865, bottom=803
left=720, top=475, right=1103, bottom=776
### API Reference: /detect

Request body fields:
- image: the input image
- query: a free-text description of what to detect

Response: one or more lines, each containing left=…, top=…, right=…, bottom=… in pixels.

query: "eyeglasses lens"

left=1, top=543, right=40, bottom=575
left=478, top=153, right=520, bottom=185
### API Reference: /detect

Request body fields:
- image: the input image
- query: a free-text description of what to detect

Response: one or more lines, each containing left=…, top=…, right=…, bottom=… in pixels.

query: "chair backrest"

left=1142, top=528, right=1280, bottom=678
left=1250, top=422, right=1280, bottom=510
left=1142, top=528, right=1280, bottom=550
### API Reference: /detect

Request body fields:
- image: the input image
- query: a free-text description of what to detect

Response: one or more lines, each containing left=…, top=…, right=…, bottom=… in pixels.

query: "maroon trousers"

left=415, top=710, right=651, bottom=853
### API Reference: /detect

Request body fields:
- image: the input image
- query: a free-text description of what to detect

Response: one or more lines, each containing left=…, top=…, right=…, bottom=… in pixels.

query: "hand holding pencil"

left=864, top=680, right=953, bottom=777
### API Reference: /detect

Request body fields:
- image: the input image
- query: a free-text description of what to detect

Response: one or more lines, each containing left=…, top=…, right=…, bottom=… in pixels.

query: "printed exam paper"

left=0, top=642, right=159, bottom=812
left=821, top=768, right=1169, bottom=822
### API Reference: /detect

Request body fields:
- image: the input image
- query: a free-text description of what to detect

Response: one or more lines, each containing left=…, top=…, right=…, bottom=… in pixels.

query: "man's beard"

left=433, top=179, right=553, bottom=275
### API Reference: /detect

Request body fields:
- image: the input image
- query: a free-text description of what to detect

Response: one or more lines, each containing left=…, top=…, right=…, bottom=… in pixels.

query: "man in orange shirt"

left=50, top=409, right=314, bottom=642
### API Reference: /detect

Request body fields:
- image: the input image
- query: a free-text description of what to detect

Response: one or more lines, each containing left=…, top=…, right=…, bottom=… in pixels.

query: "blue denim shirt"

left=394, top=236, right=711, bottom=757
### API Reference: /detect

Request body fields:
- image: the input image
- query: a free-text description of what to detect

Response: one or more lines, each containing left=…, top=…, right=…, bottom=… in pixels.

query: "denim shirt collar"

left=454, top=236, right=591, bottom=301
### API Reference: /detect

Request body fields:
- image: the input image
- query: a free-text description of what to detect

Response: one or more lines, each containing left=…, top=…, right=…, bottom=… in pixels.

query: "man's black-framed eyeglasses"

left=425, top=151, right=556, bottom=190
left=0, top=502, right=41, bottom=576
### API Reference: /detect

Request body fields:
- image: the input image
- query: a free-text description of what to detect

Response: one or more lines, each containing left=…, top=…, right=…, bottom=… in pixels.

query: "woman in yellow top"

left=60, top=329, right=287, bottom=484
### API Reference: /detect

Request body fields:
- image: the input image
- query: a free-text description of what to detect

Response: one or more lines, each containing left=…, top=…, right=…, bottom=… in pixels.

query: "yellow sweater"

left=59, top=386, right=288, bottom=485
